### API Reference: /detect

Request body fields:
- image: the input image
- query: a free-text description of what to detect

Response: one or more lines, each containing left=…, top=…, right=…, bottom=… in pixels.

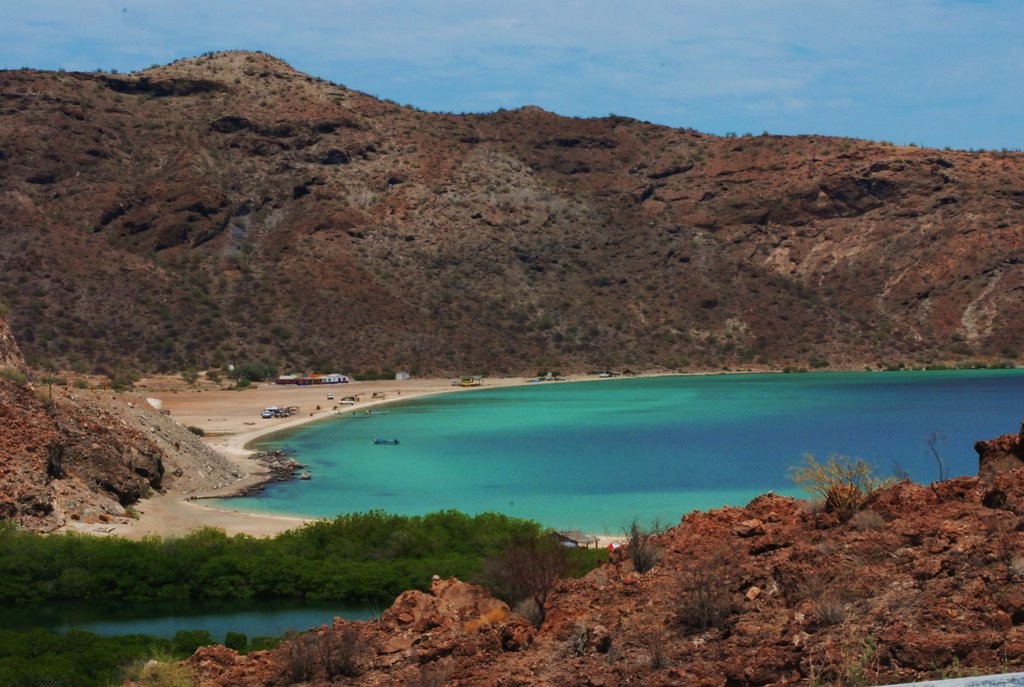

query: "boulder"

left=977, top=423, right=1024, bottom=481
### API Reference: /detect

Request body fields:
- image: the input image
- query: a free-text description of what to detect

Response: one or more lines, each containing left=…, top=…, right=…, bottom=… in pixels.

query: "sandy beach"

left=108, top=374, right=612, bottom=540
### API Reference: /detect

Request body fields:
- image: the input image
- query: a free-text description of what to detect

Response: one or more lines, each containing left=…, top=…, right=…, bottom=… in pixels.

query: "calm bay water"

left=222, top=370, right=1024, bottom=534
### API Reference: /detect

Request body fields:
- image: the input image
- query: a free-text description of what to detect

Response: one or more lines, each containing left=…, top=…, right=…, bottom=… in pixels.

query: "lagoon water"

left=0, top=599, right=375, bottom=640
left=224, top=370, right=1024, bottom=534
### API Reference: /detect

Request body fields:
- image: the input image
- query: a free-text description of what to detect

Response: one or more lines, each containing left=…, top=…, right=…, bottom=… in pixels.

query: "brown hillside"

left=1, top=51, right=1022, bottom=376
left=188, top=427, right=1024, bottom=686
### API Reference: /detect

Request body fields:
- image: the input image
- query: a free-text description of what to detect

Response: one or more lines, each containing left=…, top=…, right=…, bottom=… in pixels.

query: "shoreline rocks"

left=217, top=450, right=307, bottom=498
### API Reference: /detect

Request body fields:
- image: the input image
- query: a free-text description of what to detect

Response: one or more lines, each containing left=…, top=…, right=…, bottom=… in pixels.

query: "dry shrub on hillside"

left=850, top=509, right=885, bottom=532
left=481, top=537, right=568, bottom=627
left=676, top=564, right=733, bottom=633
left=790, top=453, right=890, bottom=521
left=285, top=634, right=318, bottom=683
left=643, top=631, right=669, bottom=669
left=625, top=517, right=664, bottom=573
left=319, top=626, right=362, bottom=678
left=414, top=660, right=453, bottom=687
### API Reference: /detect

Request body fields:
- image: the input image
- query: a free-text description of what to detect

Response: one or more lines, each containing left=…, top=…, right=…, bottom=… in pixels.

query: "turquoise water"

left=222, top=370, right=1024, bottom=534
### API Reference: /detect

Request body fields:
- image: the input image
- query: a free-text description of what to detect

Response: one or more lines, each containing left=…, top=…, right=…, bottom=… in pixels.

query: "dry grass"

left=790, top=454, right=890, bottom=521
left=127, top=657, right=196, bottom=687
left=850, top=509, right=885, bottom=532
left=462, top=606, right=509, bottom=633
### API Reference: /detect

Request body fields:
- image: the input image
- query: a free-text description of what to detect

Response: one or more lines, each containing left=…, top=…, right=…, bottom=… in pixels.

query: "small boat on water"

left=373, top=438, right=400, bottom=445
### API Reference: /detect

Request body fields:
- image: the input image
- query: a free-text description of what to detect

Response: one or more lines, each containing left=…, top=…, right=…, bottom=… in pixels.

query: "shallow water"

left=0, top=599, right=376, bottom=639
left=221, top=370, right=1024, bottom=533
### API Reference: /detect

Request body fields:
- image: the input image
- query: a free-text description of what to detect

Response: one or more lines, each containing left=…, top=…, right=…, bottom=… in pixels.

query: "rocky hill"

left=185, top=426, right=1024, bottom=686
left=1, top=51, right=1022, bottom=377
left=0, top=317, right=240, bottom=531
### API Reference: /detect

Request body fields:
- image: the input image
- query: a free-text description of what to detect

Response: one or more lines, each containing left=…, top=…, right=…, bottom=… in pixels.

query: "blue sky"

left=3, top=1, right=1022, bottom=150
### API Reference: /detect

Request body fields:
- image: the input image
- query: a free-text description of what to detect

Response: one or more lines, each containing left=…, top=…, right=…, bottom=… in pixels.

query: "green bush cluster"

left=226, top=360, right=277, bottom=383
left=0, top=511, right=592, bottom=606
left=0, top=628, right=173, bottom=687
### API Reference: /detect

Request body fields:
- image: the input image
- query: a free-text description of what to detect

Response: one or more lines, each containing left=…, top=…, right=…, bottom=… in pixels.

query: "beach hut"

left=395, top=371, right=411, bottom=381
left=555, top=530, right=600, bottom=549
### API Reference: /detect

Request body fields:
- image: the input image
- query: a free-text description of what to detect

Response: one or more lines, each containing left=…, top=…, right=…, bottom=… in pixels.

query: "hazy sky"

left=3, top=1, right=1022, bottom=150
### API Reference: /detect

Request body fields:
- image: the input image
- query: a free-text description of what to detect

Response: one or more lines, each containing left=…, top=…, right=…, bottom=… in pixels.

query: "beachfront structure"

left=556, top=530, right=600, bottom=549
left=458, top=376, right=482, bottom=387
left=312, top=373, right=350, bottom=384
left=275, top=373, right=350, bottom=385
left=395, top=371, right=411, bottom=381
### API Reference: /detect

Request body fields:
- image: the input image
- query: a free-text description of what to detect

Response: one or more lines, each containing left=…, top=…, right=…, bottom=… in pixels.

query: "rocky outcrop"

left=0, top=375, right=167, bottom=530
left=977, top=423, right=1024, bottom=481
left=187, top=426, right=1024, bottom=686
left=221, top=450, right=304, bottom=497
left=0, top=318, right=24, bottom=371
left=190, top=578, right=533, bottom=686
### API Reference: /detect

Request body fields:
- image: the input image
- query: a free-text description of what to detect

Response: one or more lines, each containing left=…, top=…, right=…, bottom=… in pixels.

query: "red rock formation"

left=977, top=423, right=1024, bottom=481
left=187, top=430, right=1024, bottom=686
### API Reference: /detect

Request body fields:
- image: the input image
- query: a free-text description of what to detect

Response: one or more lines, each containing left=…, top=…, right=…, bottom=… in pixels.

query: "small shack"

left=395, top=371, right=411, bottom=381
left=556, top=530, right=600, bottom=549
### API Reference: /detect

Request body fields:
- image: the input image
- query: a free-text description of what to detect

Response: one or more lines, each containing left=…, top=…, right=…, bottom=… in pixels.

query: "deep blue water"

left=221, top=370, right=1024, bottom=534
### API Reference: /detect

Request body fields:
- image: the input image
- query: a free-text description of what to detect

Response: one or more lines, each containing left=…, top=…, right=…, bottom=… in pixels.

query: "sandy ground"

left=108, top=374, right=624, bottom=542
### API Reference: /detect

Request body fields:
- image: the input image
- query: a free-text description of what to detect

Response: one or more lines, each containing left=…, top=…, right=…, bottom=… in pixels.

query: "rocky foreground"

left=178, top=425, right=1024, bottom=687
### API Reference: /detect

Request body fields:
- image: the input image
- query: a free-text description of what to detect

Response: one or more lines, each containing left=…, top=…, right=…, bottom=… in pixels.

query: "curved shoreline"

left=79, top=366, right=1023, bottom=540
left=106, top=375, right=578, bottom=539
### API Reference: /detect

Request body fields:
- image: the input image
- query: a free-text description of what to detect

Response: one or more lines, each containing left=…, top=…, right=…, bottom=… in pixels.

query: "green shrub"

left=227, top=360, right=277, bottom=383
left=248, top=636, right=281, bottom=652
left=186, top=426, right=205, bottom=437
left=0, top=512, right=594, bottom=607
left=0, top=628, right=174, bottom=687
left=109, top=367, right=140, bottom=391
left=224, top=631, right=247, bottom=653
left=172, top=629, right=213, bottom=655
left=0, top=368, right=28, bottom=385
